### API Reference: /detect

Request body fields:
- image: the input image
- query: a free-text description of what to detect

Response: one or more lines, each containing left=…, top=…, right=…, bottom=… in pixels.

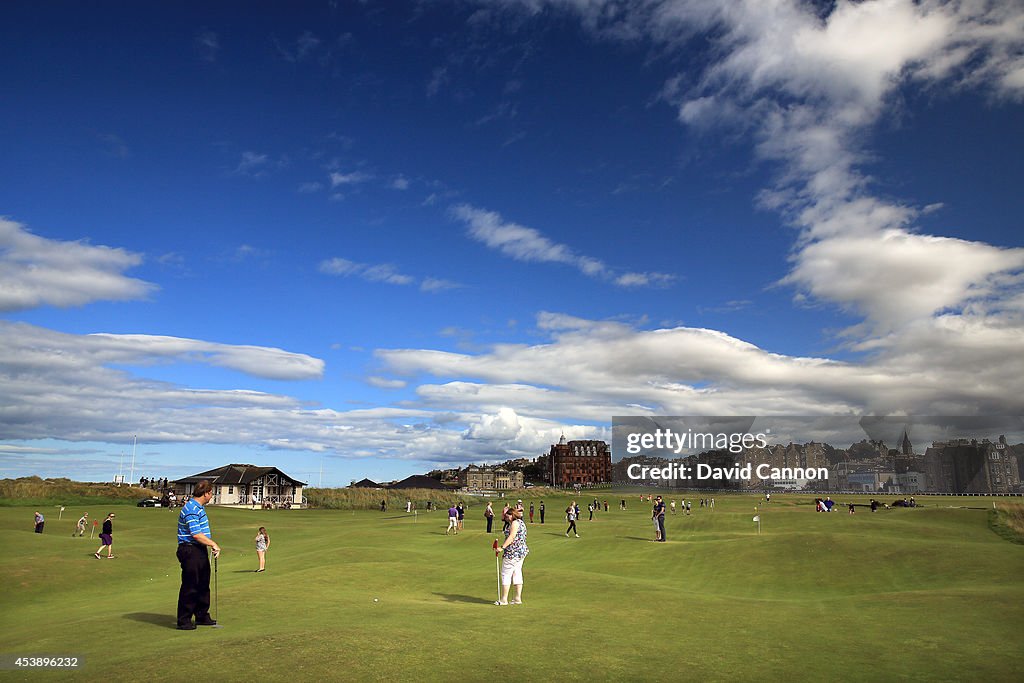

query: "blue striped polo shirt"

left=177, top=498, right=211, bottom=545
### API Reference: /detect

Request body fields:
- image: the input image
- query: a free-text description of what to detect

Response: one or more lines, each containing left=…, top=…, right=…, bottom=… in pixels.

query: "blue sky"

left=1, top=1, right=1022, bottom=486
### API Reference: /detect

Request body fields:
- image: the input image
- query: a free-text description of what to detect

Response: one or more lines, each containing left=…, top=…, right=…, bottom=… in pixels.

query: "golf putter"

left=212, top=553, right=223, bottom=628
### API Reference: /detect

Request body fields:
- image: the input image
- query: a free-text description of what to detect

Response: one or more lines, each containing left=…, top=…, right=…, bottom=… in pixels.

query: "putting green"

left=1, top=493, right=1021, bottom=682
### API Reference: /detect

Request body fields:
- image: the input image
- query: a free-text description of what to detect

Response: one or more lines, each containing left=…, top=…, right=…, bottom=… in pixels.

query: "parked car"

left=137, top=497, right=163, bottom=507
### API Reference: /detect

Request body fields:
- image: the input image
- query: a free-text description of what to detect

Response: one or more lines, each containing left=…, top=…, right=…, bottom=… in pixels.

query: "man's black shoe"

left=177, top=623, right=196, bottom=630
left=196, top=617, right=218, bottom=626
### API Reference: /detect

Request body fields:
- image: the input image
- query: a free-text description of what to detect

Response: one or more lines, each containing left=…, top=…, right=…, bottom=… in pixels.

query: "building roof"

left=388, top=474, right=448, bottom=490
left=175, top=464, right=306, bottom=486
left=350, top=478, right=382, bottom=488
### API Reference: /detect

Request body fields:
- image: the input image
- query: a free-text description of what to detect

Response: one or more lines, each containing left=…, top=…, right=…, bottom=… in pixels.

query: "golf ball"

left=373, top=598, right=379, bottom=602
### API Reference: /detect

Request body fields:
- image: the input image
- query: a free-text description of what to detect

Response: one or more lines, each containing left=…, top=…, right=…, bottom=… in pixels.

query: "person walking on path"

left=254, top=526, right=269, bottom=572
left=176, top=480, right=221, bottom=630
left=74, top=512, right=88, bottom=537
left=565, top=503, right=579, bottom=538
left=446, top=505, right=459, bottom=535
left=94, top=513, right=116, bottom=558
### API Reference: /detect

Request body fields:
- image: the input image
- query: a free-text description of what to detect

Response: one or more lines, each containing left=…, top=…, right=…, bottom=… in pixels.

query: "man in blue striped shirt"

left=176, top=480, right=221, bottom=630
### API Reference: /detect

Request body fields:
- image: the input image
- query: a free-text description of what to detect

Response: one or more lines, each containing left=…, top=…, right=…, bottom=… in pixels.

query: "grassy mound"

left=0, top=476, right=158, bottom=507
left=989, top=501, right=1024, bottom=544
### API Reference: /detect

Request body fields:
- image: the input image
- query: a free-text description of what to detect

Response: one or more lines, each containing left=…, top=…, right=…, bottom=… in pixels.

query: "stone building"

left=459, top=465, right=524, bottom=490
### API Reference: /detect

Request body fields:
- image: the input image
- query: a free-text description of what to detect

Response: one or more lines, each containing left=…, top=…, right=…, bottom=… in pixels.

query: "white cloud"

left=234, top=151, right=269, bottom=176
left=451, top=203, right=676, bottom=288
left=319, top=257, right=461, bottom=293
left=378, top=310, right=1024, bottom=418
left=420, top=277, right=462, bottom=293
left=367, top=376, right=407, bottom=389
left=194, top=28, right=219, bottom=62
left=507, top=0, right=1024, bottom=334
left=0, top=218, right=156, bottom=312
left=329, top=170, right=373, bottom=187
left=298, top=181, right=324, bottom=193
left=319, top=258, right=414, bottom=285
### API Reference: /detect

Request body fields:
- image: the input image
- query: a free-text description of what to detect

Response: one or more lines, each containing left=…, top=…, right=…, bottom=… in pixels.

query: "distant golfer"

left=457, top=502, right=465, bottom=531
left=34, top=511, right=44, bottom=533
left=176, top=480, right=220, bottom=630
left=446, top=505, right=459, bottom=535
left=496, top=505, right=529, bottom=605
left=652, top=501, right=660, bottom=541
left=254, top=526, right=269, bottom=572
left=485, top=502, right=495, bottom=534
left=539, top=501, right=545, bottom=524
left=94, top=513, right=115, bottom=558
left=74, top=512, right=88, bottom=537
left=529, top=502, right=534, bottom=523
left=655, top=496, right=666, bottom=542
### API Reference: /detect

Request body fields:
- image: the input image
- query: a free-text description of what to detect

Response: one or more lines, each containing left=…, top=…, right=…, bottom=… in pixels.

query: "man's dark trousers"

left=177, top=543, right=211, bottom=627
left=658, top=516, right=666, bottom=542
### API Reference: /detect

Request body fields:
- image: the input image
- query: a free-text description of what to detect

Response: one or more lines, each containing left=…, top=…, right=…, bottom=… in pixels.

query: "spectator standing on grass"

left=485, top=501, right=495, bottom=534
left=539, top=501, right=545, bottom=524
left=502, top=503, right=512, bottom=534
left=651, top=500, right=661, bottom=541
left=588, top=503, right=594, bottom=521
left=685, top=500, right=691, bottom=515
left=529, top=502, right=534, bottom=523
left=34, top=511, right=45, bottom=533
left=94, top=513, right=115, bottom=558
left=655, top=496, right=667, bottom=542
left=457, top=502, right=466, bottom=531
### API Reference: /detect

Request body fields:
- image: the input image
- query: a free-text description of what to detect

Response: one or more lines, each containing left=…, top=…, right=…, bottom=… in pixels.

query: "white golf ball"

left=373, top=598, right=379, bottom=602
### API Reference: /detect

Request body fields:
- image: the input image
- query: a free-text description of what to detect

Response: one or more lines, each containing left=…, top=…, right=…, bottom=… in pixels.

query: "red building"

left=548, top=435, right=612, bottom=486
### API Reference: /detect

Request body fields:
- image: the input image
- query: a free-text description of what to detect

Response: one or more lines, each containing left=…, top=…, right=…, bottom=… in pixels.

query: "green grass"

left=0, top=493, right=1021, bottom=682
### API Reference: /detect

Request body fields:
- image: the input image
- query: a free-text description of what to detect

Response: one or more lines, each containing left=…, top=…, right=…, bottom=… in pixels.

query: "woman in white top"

left=254, top=526, right=270, bottom=572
